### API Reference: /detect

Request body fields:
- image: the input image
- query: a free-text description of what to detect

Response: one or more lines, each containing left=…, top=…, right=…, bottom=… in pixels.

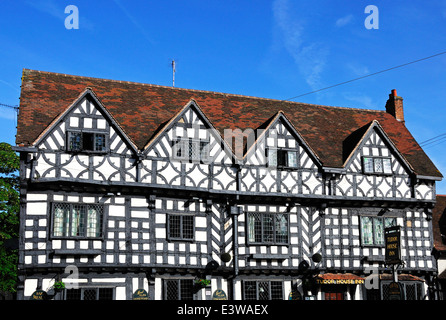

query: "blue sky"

left=0, top=0, right=445, bottom=193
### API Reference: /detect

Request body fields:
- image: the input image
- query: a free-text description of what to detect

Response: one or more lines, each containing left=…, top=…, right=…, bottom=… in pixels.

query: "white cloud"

left=272, top=0, right=329, bottom=91
left=346, top=62, right=370, bottom=77
left=335, top=14, right=353, bottom=27
left=343, top=92, right=376, bottom=109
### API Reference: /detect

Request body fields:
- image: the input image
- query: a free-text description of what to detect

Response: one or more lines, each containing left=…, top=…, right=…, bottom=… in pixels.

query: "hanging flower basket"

left=53, top=281, right=66, bottom=292
left=194, top=278, right=211, bottom=288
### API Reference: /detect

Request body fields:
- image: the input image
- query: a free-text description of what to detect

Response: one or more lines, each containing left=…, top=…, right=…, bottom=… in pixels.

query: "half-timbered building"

left=14, top=69, right=442, bottom=300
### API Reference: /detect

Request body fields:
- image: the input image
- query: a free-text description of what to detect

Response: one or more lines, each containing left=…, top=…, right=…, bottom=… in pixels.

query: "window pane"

left=189, top=141, right=199, bottom=160
left=180, top=280, right=193, bottom=300
left=271, top=282, right=284, bottom=300
left=361, top=217, right=374, bottom=245
left=69, top=132, right=82, bottom=151
left=268, top=149, right=277, bottom=167
left=244, top=281, right=257, bottom=300
left=383, top=158, right=392, bottom=174
left=98, top=288, right=113, bottom=300
left=374, top=218, right=384, bottom=245
left=200, top=141, right=209, bottom=161
left=71, top=205, right=85, bottom=237
left=263, top=214, right=274, bottom=242
left=53, top=204, right=67, bottom=237
left=182, top=216, right=194, bottom=240
left=363, top=157, right=374, bottom=173
left=275, top=214, right=288, bottom=243
left=83, top=289, right=97, bottom=300
left=374, top=158, right=383, bottom=173
left=169, top=215, right=181, bottom=238
left=248, top=213, right=262, bottom=243
left=258, top=282, right=269, bottom=300
left=165, top=280, right=179, bottom=300
left=95, top=134, right=106, bottom=152
left=173, top=140, right=187, bottom=160
left=287, top=151, right=298, bottom=167
left=87, top=206, right=102, bottom=237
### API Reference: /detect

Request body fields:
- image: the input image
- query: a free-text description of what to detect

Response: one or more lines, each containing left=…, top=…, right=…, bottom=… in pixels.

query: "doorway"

left=323, top=285, right=346, bottom=300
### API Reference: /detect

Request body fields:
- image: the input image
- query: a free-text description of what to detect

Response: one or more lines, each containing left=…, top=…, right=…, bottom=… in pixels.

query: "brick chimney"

left=385, top=89, right=404, bottom=123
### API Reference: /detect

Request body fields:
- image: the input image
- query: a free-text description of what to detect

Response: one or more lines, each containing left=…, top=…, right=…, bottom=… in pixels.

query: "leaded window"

left=243, top=281, right=283, bottom=300
left=362, top=156, right=392, bottom=174
left=268, top=149, right=298, bottom=168
left=67, top=131, right=107, bottom=153
left=52, top=203, right=103, bottom=238
left=164, top=279, right=194, bottom=300
left=65, top=288, right=113, bottom=300
left=167, top=214, right=194, bottom=240
left=381, top=282, right=423, bottom=300
left=247, top=212, right=289, bottom=244
left=360, top=216, right=396, bottom=246
left=173, top=139, right=209, bottom=162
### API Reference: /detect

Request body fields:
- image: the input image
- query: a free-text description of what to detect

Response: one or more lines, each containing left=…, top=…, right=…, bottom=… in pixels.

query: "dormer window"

left=173, top=138, right=209, bottom=163
left=67, top=131, right=107, bottom=153
left=362, top=156, right=392, bottom=174
left=267, top=148, right=298, bottom=169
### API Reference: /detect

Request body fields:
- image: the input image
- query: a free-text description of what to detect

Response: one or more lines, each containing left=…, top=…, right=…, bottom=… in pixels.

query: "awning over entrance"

left=315, top=273, right=365, bottom=285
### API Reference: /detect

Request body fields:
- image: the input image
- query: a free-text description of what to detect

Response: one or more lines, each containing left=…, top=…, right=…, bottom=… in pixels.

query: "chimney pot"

left=391, top=89, right=397, bottom=97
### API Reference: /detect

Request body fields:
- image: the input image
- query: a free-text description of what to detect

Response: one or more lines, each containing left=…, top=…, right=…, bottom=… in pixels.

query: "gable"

left=240, top=113, right=324, bottom=195
left=144, top=100, right=234, bottom=165
left=344, top=121, right=412, bottom=176
left=140, top=100, right=237, bottom=190
left=333, top=121, right=415, bottom=198
left=33, top=90, right=137, bottom=156
left=244, top=113, right=321, bottom=169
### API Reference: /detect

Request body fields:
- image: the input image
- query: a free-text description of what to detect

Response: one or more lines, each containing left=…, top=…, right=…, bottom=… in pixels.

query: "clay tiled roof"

left=16, top=69, right=442, bottom=177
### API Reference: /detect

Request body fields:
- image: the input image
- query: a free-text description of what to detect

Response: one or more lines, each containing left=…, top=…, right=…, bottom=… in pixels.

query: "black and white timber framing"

left=15, top=89, right=440, bottom=300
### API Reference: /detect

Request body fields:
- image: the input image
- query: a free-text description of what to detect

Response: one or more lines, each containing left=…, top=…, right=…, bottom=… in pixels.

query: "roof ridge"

left=23, top=68, right=385, bottom=113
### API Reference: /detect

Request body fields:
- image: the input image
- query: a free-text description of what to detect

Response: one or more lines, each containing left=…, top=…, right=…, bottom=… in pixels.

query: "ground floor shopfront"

left=22, top=269, right=431, bottom=300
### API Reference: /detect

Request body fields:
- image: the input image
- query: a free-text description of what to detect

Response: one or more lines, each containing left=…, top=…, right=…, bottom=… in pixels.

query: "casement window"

left=67, top=131, right=107, bottom=152
left=173, top=139, right=209, bottom=162
left=167, top=214, right=194, bottom=240
left=267, top=149, right=298, bottom=168
left=243, top=281, right=284, bottom=300
left=52, top=203, right=103, bottom=238
left=164, top=279, right=194, bottom=300
left=381, top=281, right=423, bottom=300
left=65, top=288, right=114, bottom=300
left=360, top=216, right=397, bottom=246
left=247, top=212, right=289, bottom=244
left=362, top=156, right=392, bottom=174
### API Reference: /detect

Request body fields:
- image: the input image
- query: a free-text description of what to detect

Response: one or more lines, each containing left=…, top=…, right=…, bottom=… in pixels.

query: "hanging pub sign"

left=30, top=290, right=48, bottom=300
left=388, top=281, right=403, bottom=300
left=132, top=289, right=149, bottom=300
left=385, top=226, right=402, bottom=265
